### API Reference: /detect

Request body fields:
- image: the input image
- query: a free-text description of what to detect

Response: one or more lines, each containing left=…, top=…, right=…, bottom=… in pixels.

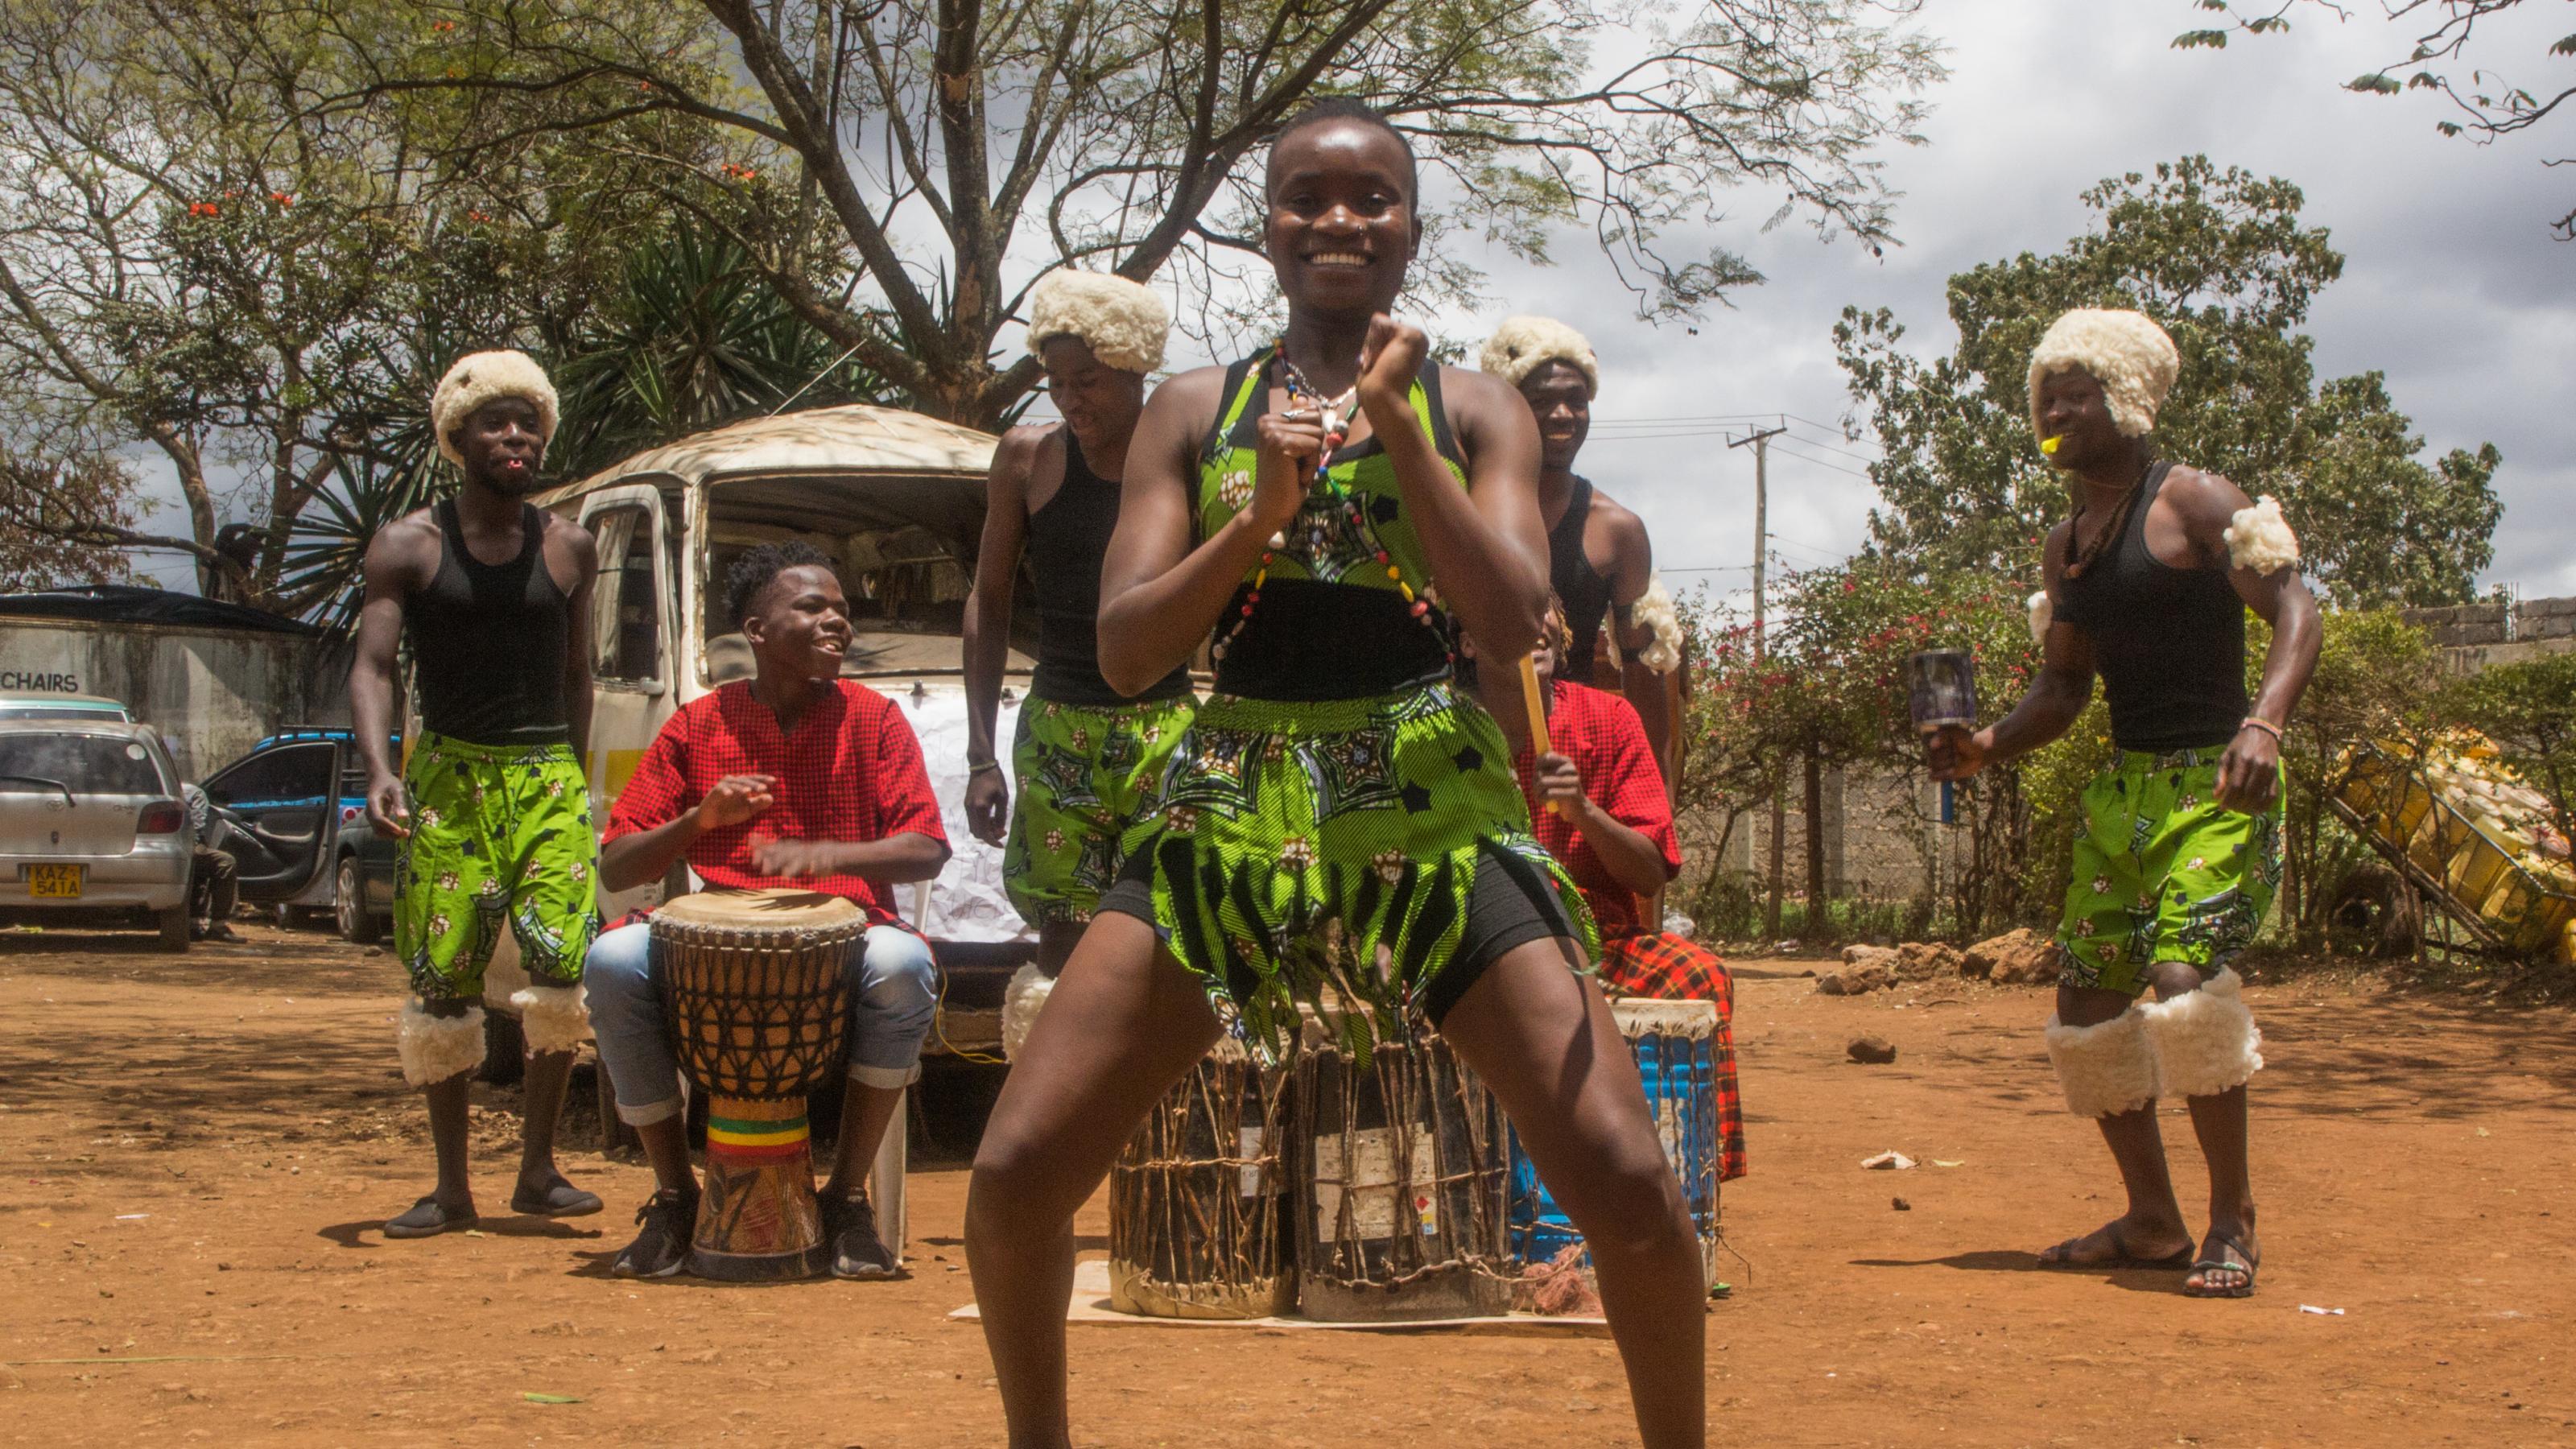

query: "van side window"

left=591, top=505, right=662, bottom=684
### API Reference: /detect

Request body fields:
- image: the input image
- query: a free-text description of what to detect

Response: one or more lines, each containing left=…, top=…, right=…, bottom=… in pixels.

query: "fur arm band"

left=2223, top=497, right=2300, bottom=576
left=2027, top=589, right=2052, bottom=647
left=397, top=1001, right=486, bottom=1087
left=1608, top=575, right=1684, bottom=675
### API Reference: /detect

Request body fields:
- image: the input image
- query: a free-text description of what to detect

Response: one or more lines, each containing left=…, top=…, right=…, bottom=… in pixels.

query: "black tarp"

left=0, top=584, right=319, bottom=637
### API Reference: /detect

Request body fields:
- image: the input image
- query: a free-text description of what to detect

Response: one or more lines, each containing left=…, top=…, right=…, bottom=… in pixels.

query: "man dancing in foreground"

left=349, top=349, right=602, bottom=1236
left=1930, top=308, right=2318, bottom=1298
left=962, top=271, right=1195, bottom=1002
left=588, top=543, right=949, bottom=1279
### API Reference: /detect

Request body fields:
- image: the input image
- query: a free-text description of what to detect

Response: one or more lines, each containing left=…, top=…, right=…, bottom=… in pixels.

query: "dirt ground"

left=2, top=921, right=2571, bottom=1447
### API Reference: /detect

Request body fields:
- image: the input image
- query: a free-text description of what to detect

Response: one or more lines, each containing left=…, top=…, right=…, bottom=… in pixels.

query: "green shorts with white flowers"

left=2055, top=747, right=2283, bottom=997
left=393, top=733, right=597, bottom=1002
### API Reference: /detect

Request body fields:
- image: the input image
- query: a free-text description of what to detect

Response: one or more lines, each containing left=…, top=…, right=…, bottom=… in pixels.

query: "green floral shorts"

left=1002, top=692, right=1198, bottom=928
left=394, top=733, right=598, bottom=1001
left=2056, top=747, right=2283, bottom=996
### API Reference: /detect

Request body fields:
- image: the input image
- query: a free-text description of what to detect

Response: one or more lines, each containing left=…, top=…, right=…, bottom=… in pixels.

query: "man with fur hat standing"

left=350, top=350, right=603, bottom=1237
left=1479, top=317, right=1681, bottom=780
left=1930, top=308, right=2319, bottom=1298
left=962, top=271, right=1195, bottom=1010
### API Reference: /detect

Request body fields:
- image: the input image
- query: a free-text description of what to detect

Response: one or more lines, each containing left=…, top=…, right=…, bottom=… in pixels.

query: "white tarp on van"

left=894, top=687, right=1031, bottom=943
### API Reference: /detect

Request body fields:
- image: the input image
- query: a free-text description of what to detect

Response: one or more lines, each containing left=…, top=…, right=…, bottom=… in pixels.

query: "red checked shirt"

left=602, top=680, right=947, bottom=925
left=1511, top=677, right=1681, bottom=943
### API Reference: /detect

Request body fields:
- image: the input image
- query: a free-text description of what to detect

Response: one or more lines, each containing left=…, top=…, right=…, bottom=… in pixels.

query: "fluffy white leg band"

left=398, top=1001, right=486, bottom=1087
left=2139, top=967, right=2264, bottom=1099
left=511, top=985, right=592, bottom=1055
left=1001, top=964, right=1054, bottom=1061
left=2043, top=1007, right=2159, bottom=1118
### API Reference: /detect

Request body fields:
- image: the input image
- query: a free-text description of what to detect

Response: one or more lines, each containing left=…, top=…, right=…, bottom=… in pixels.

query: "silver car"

left=0, top=718, right=192, bottom=951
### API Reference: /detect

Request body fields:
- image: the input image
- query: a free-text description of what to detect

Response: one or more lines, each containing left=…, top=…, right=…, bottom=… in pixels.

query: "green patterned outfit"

left=394, top=733, right=598, bottom=1001
left=1004, top=694, right=1199, bottom=927
left=2056, top=747, right=2284, bottom=996
left=1129, top=356, right=1597, bottom=1061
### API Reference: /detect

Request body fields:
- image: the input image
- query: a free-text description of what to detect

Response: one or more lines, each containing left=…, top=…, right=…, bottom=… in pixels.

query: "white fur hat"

left=1478, top=316, right=1599, bottom=392
left=1026, top=270, right=1169, bottom=376
left=2027, top=308, right=2178, bottom=440
left=431, top=349, right=559, bottom=469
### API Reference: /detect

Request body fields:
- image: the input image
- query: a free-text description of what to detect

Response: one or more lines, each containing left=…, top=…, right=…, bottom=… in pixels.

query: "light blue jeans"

left=586, top=919, right=937, bottom=1126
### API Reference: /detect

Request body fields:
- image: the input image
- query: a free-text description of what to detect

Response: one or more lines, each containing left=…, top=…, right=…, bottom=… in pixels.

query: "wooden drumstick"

left=1517, top=651, right=1561, bottom=815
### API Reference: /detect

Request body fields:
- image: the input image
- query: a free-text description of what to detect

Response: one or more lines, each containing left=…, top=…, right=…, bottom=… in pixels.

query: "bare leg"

left=967, top=913, right=1222, bottom=1449
left=2037, top=982, right=2191, bottom=1265
left=424, top=1071, right=475, bottom=1214
left=514, top=1048, right=575, bottom=1196
left=2141, top=962, right=2260, bottom=1293
left=1436, top=938, right=1706, bottom=1449
left=820, top=1081, right=906, bottom=1199
left=634, top=1116, right=697, bottom=1195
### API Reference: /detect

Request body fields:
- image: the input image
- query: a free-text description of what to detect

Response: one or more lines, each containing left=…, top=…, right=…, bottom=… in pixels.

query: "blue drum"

left=1508, top=998, right=1724, bottom=1285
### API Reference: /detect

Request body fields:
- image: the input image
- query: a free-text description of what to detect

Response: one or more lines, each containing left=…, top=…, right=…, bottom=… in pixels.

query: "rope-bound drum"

left=1292, top=1025, right=1510, bottom=1323
left=1107, top=1036, right=1294, bottom=1319
left=650, top=888, right=864, bottom=1282
left=1509, top=997, right=1724, bottom=1285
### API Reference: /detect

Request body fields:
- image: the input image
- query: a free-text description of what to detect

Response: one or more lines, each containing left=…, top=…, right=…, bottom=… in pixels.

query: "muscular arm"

left=1373, top=357, right=1550, bottom=658
left=1592, top=498, right=1671, bottom=774
left=1932, top=522, right=2095, bottom=780
left=2167, top=467, right=2322, bottom=811
left=965, top=429, right=1040, bottom=767
left=1096, top=369, right=1272, bottom=696
left=1567, top=782, right=1676, bottom=898
left=601, top=811, right=704, bottom=894
left=349, top=518, right=434, bottom=835
left=551, top=517, right=598, bottom=759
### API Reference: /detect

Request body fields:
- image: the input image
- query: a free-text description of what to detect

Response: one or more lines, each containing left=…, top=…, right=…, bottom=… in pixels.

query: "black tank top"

left=2057, top=464, right=2248, bottom=753
left=1026, top=430, right=1190, bottom=708
left=405, top=500, right=572, bottom=745
left=1548, top=476, right=1613, bottom=678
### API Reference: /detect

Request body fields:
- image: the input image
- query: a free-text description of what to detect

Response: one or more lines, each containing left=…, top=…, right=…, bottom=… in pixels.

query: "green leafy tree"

left=336, top=0, right=1945, bottom=429
left=1835, top=156, right=2503, bottom=609
left=2175, top=2, right=2576, bottom=238
left=2447, top=651, right=2576, bottom=846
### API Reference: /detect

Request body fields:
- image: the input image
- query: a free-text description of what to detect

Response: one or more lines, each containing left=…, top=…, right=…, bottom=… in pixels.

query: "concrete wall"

left=0, top=619, right=349, bottom=778
left=2401, top=595, right=2576, bottom=674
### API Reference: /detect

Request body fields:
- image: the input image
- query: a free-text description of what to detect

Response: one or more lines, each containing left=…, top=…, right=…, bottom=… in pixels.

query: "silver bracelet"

left=967, top=759, right=1003, bottom=776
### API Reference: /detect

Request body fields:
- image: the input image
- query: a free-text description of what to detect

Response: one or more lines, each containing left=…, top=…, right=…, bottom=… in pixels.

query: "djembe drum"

left=651, top=888, right=865, bottom=1282
left=1508, top=997, right=1724, bottom=1286
left=1107, top=1037, right=1294, bottom=1319
left=1292, top=1026, right=1511, bottom=1323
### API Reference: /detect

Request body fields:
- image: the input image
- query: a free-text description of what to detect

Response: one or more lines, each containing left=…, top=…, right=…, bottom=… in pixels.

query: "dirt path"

left=1, top=923, right=2570, bottom=1447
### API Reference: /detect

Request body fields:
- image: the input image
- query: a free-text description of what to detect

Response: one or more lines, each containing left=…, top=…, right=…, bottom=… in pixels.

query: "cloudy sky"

left=125, top=0, right=2575, bottom=605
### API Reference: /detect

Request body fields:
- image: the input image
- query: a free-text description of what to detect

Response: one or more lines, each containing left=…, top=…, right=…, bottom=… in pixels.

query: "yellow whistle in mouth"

left=2040, top=436, right=2062, bottom=456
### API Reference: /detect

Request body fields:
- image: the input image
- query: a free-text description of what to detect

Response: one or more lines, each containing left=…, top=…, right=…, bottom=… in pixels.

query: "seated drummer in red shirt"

left=588, top=542, right=951, bottom=1279
left=1468, top=597, right=1745, bottom=1182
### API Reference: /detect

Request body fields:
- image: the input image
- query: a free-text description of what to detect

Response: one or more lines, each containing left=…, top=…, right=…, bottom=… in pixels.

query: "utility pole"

left=1731, top=423, right=1786, bottom=940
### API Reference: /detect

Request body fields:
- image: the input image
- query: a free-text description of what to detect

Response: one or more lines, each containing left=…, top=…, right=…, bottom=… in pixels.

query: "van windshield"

left=701, top=473, right=1037, bottom=683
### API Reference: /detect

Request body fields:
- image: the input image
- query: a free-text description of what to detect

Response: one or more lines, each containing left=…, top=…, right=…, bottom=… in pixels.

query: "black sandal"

left=509, top=1175, right=604, bottom=1218
left=384, top=1195, right=477, bottom=1239
left=2183, top=1233, right=2260, bottom=1298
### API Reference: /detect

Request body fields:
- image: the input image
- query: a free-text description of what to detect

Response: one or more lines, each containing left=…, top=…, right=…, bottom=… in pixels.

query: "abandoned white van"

left=475, top=403, right=1041, bottom=1062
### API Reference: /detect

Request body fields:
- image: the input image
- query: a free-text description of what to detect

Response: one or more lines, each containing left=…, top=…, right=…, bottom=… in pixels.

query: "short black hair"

left=725, top=541, right=835, bottom=631
left=1267, top=97, right=1418, bottom=204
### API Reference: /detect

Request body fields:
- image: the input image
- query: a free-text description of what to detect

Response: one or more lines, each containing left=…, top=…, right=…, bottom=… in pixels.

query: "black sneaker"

left=821, top=1191, right=899, bottom=1280
left=611, top=1188, right=696, bottom=1278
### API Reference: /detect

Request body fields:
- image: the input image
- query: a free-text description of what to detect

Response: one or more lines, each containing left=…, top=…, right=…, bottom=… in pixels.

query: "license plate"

left=26, top=864, right=84, bottom=898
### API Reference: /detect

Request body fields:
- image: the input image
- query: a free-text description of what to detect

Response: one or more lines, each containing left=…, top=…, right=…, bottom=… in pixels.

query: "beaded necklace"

left=1207, top=342, right=1455, bottom=668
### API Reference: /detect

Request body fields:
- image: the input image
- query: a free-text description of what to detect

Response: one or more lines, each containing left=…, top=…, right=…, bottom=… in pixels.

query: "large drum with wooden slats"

left=651, top=888, right=863, bottom=1282
left=1107, top=1037, right=1294, bottom=1319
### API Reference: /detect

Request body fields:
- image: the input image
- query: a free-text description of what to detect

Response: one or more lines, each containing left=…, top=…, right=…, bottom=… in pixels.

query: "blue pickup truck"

left=198, top=727, right=399, bottom=942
